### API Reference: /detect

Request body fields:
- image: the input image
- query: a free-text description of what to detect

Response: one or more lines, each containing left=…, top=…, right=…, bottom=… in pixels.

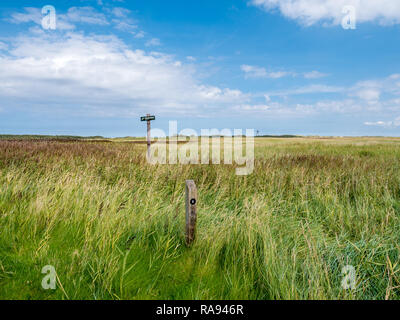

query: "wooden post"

left=146, top=113, right=151, bottom=159
left=185, top=180, right=197, bottom=246
left=140, top=114, right=155, bottom=159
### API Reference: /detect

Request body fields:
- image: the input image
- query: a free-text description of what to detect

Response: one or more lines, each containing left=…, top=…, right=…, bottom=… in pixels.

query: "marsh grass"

left=1, top=137, right=400, bottom=299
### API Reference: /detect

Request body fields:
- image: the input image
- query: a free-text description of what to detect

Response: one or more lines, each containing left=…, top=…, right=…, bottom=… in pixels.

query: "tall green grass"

left=0, top=137, right=400, bottom=300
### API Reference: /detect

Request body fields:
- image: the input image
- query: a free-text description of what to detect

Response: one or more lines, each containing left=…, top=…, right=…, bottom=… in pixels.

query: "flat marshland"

left=1, top=136, right=400, bottom=299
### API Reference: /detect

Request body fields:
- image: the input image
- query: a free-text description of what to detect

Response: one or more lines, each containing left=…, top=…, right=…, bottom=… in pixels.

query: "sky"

left=0, top=0, right=400, bottom=137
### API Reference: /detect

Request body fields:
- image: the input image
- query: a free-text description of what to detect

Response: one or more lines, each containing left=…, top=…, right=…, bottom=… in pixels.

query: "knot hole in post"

left=185, top=180, right=198, bottom=246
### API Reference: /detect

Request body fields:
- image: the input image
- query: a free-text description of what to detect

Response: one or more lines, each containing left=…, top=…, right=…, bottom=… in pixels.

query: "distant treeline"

left=258, top=135, right=302, bottom=138
left=0, top=135, right=107, bottom=142
left=0, top=135, right=106, bottom=139
left=166, top=135, right=302, bottom=138
left=0, top=134, right=302, bottom=141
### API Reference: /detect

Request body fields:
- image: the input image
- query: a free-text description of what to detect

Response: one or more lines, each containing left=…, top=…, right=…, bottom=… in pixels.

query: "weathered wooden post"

left=146, top=113, right=151, bottom=159
left=140, top=114, right=156, bottom=159
left=185, top=180, right=197, bottom=246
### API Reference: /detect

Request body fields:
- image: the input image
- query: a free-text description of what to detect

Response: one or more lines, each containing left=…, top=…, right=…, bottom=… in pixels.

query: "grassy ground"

left=1, top=136, right=400, bottom=300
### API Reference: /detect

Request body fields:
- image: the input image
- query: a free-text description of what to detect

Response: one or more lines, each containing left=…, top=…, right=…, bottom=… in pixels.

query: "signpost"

left=140, top=115, right=156, bottom=122
left=140, top=114, right=156, bottom=159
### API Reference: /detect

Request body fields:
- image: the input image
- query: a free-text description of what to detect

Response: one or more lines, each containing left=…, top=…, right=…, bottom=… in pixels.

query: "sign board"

left=141, top=116, right=156, bottom=122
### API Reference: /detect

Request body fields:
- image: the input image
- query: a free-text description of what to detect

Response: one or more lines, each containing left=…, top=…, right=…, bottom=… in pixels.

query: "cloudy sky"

left=0, top=0, right=400, bottom=137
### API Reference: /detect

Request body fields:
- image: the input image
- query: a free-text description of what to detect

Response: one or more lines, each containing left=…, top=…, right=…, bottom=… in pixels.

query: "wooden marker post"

left=146, top=114, right=151, bottom=158
left=140, top=114, right=156, bottom=159
left=185, top=180, right=198, bottom=246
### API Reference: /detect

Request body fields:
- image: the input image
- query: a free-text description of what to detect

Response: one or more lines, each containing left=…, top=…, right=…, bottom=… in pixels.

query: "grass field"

left=1, top=136, right=400, bottom=300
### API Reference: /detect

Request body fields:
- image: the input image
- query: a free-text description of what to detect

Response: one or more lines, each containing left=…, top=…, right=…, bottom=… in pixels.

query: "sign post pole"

left=146, top=114, right=151, bottom=159
left=140, top=114, right=156, bottom=160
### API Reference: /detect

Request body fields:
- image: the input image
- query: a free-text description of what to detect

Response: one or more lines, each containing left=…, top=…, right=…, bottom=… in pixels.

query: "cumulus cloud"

left=347, top=77, right=400, bottom=102
left=145, top=38, right=161, bottom=47
left=241, top=64, right=293, bottom=79
left=253, top=74, right=400, bottom=118
left=134, top=31, right=145, bottom=39
left=267, top=84, right=344, bottom=96
left=0, top=41, right=8, bottom=51
left=7, top=6, right=108, bottom=30
left=66, top=7, right=109, bottom=25
left=8, top=7, right=42, bottom=24
left=303, top=71, right=328, bottom=79
left=234, top=104, right=271, bottom=111
left=6, top=6, right=150, bottom=34
left=112, top=19, right=138, bottom=33
left=264, top=74, right=400, bottom=105
left=3, top=5, right=400, bottom=124
left=364, top=118, right=400, bottom=127
left=241, top=65, right=328, bottom=79
left=108, top=7, right=140, bottom=35
left=241, top=64, right=267, bottom=78
left=110, top=7, right=131, bottom=18
left=250, top=0, right=400, bottom=26
left=354, top=88, right=381, bottom=101
left=232, top=101, right=322, bottom=116
left=0, top=32, right=249, bottom=117
left=268, top=71, right=292, bottom=78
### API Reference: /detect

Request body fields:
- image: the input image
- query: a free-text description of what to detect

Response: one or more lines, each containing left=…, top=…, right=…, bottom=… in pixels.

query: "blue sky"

left=0, top=0, right=400, bottom=137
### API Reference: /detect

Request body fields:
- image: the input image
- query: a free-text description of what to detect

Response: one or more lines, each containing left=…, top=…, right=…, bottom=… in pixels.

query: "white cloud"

left=389, top=74, right=400, bottom=80
left=241, top=64, right=267, bottom=78
left=265, top=74, right=400, bottom=102
left=313, top=99, right=364, bottom=113
left=354, top=88, right=381, bottom=101
left=303, top=71, right=328, bottom=79
left=8, top=7, right=41, bottom=24
left=111, top=7, right=131, bottom=18
left=3, top=6, right=400, bottom=124
left=256, top=74, right=400, bottom=117
left=295, top=104, right=315, bottom=114
left=134, top=31, right=145, bottom=38
left=66, top=7, right=108, bottom=25
left=267, top=84, right=344, bottom=96
left=7, top=6, right=109, bottom=30
left=241, top=65, right=265, bottom=78
left=0, top=32, right=249, bottom=117
left=232, top=101, right=321, bottom=116
left=268, top=71, right=292, bottom=78
left=112, top=19, right=137, bottom=32
left=145, top=38, right=161, bottom=47
left=8, top=6, right=147, bottom=43
left=364, top=118, right=400, bottom=127
left=234, top=104, right=271, bottom=111
left=241, top=64, right=293, bottom=79
left=241, top=65, right=328, bottom=79
left=233, top=96, right=390, bottom=117
left=108, top=7, right=139, bottom=34
left=250, top=0, right=400, bottom=26
left=349, top=80, right=384, bottom=102
left=0, top=41, right=8, bottom=51
left=364, top=121, right=389, bottom=127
